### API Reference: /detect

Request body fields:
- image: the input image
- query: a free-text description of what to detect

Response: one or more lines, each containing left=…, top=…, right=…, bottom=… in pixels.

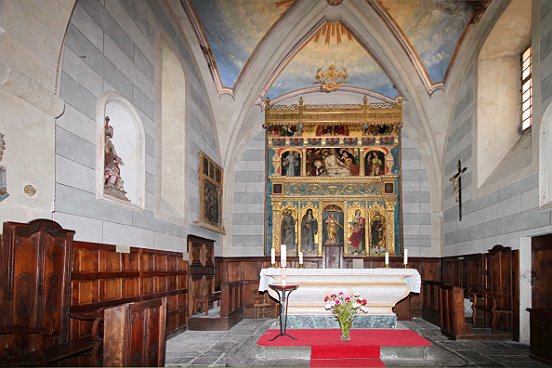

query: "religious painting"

left=281, top=150, right=301, bottom=176
left=264, top=99, right=403, bottom=258
left=346, top=205, right=366, bottom=255
left=198, top=152, right=224, bottom=233
left=322, top=205, right=344, bottom=246
left=280, top=206, right=298, bottom=254
left=365, top=150, right=385, bottom=176
left=300, top=206, right=320, bottom=256
left=306, top=148, right=360, bottom=177
left=369, top=205, right=386, bottom=256
left=316, top=125, right=350, bottom=136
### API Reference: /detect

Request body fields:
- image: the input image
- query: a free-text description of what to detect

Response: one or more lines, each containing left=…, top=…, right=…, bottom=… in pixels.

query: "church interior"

left=1, top=0, right=552, bottom=366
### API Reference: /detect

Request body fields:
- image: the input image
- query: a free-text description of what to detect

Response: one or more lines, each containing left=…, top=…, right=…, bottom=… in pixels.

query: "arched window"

left=476, top=0, right=531, bottom=189
left=96, top=92, right=145, bottom=209
left=155, top=45, right=187, bottom=222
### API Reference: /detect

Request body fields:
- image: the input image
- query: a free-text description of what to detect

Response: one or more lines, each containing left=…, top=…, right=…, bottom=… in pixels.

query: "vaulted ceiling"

left=182, top=0, right=488, bottom=100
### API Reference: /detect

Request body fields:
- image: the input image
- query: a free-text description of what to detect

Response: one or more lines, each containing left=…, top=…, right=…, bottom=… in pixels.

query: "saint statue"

left=324, top=213, right=343, bottom=244
left=281, top=209, right=296, bottom=249
left=301, top=209, right=318, bottom=253
left=104, top=116, right=128, bottom=200
left=367, top=151, right=384, bottom=176
left=348, top=209, right=365, bottom=254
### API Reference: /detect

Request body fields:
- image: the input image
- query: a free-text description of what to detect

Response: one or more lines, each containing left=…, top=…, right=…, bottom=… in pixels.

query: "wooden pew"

left=0, top=220, right=99, bottom=366
left=440, top=285, right=471, bottom=340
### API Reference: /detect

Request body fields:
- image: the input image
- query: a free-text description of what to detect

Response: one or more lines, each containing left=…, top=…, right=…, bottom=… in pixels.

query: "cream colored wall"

left=0, top=0, right=74, bottom=223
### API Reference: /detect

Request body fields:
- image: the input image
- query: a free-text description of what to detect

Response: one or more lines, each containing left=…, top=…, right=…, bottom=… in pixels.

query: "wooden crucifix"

left=449, top=159, right=467, bottom=221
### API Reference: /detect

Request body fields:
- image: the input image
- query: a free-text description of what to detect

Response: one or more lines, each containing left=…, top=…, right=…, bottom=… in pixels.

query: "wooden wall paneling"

left=512, top=249, right=519, bottom=341
left=188, top=235, right=216, bottom=315
left=103, top=298, right=166, bottom=367
left=487, top=245, right=513, bottom=332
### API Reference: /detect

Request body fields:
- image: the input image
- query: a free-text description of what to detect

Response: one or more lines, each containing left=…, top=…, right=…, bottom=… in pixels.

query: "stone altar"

left=258, top=268, right=421, bottom=328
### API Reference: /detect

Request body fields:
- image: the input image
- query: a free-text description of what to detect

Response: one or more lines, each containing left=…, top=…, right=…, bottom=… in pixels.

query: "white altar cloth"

left=258, top=268, right=421, bottom=316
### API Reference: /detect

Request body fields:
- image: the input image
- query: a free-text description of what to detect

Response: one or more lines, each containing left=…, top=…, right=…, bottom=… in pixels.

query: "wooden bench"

left=195, top=291, right=221, bottom=316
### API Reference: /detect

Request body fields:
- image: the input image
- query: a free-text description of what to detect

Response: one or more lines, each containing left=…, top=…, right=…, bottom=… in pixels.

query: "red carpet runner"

left=257, top=329, right=431, bottom=367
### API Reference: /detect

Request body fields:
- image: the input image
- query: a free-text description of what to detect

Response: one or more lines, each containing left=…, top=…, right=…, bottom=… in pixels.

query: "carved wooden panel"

left=103, top=298, right=166, bottom=367
left=0, top=220, right=74, bottom=357
left=187, top=235, right=215, bottom=315
left=70, top=242, right=188, bottom=345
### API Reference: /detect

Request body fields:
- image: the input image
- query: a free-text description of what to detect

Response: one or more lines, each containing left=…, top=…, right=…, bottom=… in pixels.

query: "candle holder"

left=271, top=263, right=277, bottom=268
left=403, top=264, right=408, bottom=268
left=298, top=264, right=304, bottom=269
left=384, top=264, right=390, bottom=268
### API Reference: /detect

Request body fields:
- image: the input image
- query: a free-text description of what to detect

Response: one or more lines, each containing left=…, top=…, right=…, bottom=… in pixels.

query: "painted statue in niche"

left=365, top=150, right=385, bottom=176
left=103, top=116, right=129, bottom=201
left=322, top=206, right=344, bottom=245
left=301, top=208, right=318, bottom=254
left=281, top=150, right=301, bottom=176
left=281, top=209, right=296, bottom=251
left=347, top=209, right=366, bottom=254
left=369, top=211, right=386, bottom=255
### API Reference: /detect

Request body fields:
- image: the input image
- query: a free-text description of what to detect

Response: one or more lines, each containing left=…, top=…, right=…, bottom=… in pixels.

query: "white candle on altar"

left=281, top=244, right=287, bottom=267
left=385, top=252, right=389, bottom=266
left=271, top=248, right=275, bottom=265
left=403, top=249, right=408, bottom=265
left=299, top=251, right=304, bottom=265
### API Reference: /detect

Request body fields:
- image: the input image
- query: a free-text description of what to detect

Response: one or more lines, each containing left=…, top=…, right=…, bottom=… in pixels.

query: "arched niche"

left=96, top=92, right=145, bottom=210
left=155, top=45, right=187, bottom=222
left=476, top=0, right=532, bottom=188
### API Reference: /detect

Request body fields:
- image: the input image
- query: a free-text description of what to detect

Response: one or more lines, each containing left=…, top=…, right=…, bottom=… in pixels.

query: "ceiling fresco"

left=185, top=0, right=487, bottom=97
left=266, top=22, right=398, bottom=100
left=377, top=0, right=480, bottom=84
left=189, top=0, right=293, bottom=88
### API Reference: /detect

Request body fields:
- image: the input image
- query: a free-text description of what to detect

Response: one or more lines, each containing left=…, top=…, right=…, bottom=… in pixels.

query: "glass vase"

left=339, top=320, right=352, bottom=341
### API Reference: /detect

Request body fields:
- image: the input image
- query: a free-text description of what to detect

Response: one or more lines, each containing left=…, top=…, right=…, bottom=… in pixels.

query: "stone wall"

left=54, top=1, right=221, bottom=252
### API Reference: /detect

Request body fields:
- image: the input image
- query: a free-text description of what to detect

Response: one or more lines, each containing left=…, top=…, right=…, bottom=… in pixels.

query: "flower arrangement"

left=324, top=292, right=368, bottom=341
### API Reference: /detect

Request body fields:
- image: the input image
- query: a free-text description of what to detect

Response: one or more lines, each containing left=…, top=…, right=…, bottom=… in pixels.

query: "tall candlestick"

left=271, top=248, right=275, bottom=265
left=385, top=252, right=389, bottom=266
left=281, top=244, right=287, bottom=268
left=299, top=251, right=303, bottom=265
left=403, top=249, right=408, bottom=265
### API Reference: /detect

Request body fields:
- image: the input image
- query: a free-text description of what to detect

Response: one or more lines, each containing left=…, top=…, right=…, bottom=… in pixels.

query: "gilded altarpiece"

left=264, top=97, right=403, bottom=258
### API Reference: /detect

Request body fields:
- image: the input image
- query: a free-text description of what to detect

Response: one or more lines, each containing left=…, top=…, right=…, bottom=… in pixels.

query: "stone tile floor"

left=165, top=318, right=550, bottom=367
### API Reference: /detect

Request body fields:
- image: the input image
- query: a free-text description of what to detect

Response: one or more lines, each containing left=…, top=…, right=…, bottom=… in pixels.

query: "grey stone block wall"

left=401, top=132, right=432, bottom=256
left=231, top=130, right=266, bottom=256
left=55, top=0, right=221, bottom=251
left=442, top=7, right=552, bottom=256
left=229, top=130, right=431, bottom=257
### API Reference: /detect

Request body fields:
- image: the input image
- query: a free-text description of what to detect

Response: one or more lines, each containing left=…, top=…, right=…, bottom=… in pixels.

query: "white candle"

left=403, top=249, right=408, bottom=265
left=282, top=278, right=287, bottom=287
left=271, top=248, right=275, bottom=265
left=299, top=251, right=304, bottom=265
left=385, top=252, right=389, bottom=265
left=281, top=244, right=287, bottom=267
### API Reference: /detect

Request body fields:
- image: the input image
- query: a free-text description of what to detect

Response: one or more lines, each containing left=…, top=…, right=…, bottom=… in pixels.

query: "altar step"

left=187, top=305, right=243, bottom=331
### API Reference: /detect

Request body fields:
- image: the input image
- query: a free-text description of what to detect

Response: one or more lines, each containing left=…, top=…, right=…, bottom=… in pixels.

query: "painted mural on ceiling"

left=267, top=22, right=398, bottom=100
left=186, top=0, right=486, bottom=96
left=189, top=0, right=293, bottom=88
left=377, top=0, right=480, bottom=84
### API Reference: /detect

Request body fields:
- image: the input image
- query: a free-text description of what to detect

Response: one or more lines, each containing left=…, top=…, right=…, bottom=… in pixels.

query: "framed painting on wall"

left=198, top=152, right=225, bottom=233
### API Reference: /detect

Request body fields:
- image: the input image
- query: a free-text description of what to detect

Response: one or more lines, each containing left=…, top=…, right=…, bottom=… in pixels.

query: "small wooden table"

left=268, top=283, right=299, bottom=341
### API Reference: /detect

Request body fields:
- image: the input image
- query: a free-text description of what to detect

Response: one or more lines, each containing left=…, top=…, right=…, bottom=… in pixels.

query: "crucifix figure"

left=449, top=159, right=467, bottom=221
